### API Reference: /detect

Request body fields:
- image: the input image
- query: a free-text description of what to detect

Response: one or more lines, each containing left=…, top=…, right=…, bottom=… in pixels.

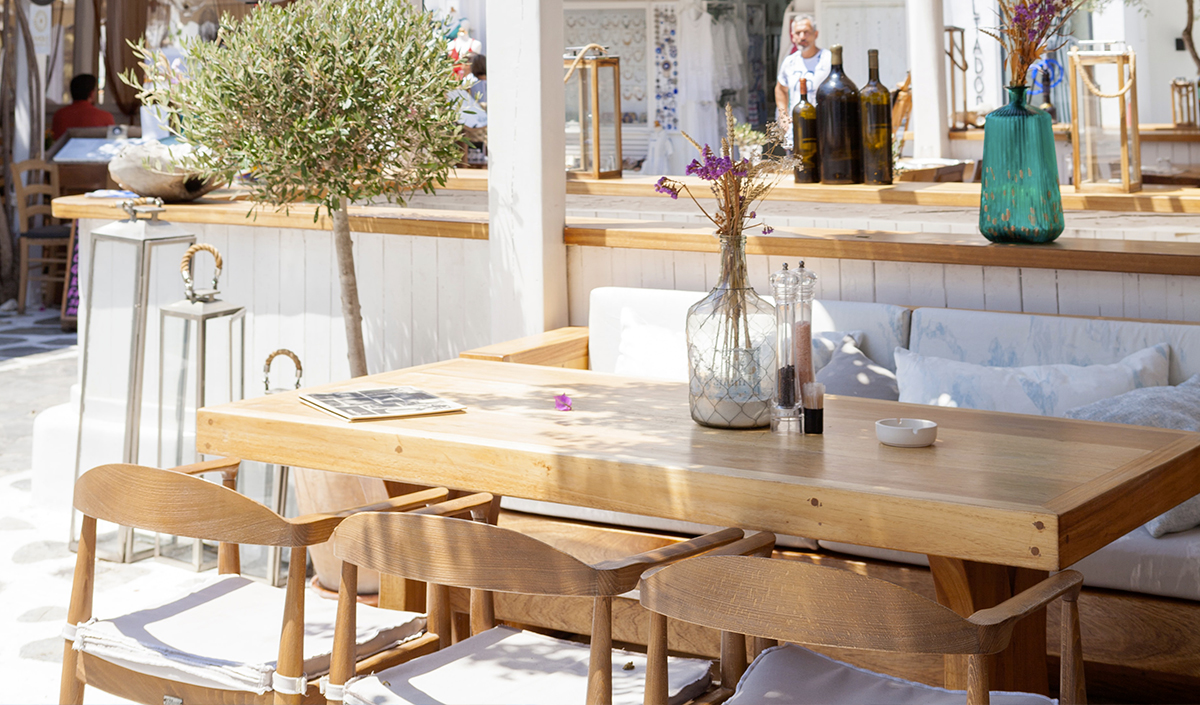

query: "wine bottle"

left=860, top=49, right=893, bottom=185
left=792, top=78, right=819, bottom=183
left=816, top=44, right=863, bottom=184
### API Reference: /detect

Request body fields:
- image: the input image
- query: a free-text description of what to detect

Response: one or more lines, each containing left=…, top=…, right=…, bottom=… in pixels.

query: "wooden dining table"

left=196, top=357, right=1200, bottom=695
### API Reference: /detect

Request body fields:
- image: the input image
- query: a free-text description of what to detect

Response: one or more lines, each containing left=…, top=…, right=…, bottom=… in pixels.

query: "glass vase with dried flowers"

left=978, top=0, right=1084, bottom=243
left=654, top=105, right=800, bottom=428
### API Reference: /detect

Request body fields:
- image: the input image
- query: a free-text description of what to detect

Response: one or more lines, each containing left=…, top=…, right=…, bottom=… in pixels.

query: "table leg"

left=928, top=555, right=1049, bottom=696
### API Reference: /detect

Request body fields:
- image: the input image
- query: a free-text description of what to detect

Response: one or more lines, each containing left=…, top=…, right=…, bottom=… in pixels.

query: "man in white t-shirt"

left=775, top=14, right=831, bottom=128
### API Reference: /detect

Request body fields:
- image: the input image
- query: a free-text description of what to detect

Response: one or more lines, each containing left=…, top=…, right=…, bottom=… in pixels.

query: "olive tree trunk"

left=330, top=196, right=368, bottom=377
left=1186, top=0, right=1200, bottom=76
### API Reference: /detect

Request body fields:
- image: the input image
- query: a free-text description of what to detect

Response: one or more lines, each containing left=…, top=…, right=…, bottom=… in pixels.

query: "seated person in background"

left=52, top=74, right=115, bottom=140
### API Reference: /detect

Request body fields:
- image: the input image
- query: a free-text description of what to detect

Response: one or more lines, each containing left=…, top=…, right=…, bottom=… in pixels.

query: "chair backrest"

left=640, top=555, right=990, bottom=655
left=13, top=159, right=60, bottom=231
left=332, top=511, right=623, bottom=597
left=75, top=463, right=311, bottom=548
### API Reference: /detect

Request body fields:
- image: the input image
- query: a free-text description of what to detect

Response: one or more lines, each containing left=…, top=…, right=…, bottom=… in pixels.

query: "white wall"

left=1137, top=1, right=1199, bottom=125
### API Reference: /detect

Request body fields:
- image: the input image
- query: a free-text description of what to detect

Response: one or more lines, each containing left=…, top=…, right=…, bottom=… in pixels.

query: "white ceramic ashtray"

left=875, top=418, right=938, bottom=448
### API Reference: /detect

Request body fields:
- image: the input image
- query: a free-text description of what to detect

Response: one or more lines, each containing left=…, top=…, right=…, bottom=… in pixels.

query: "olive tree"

left=127, top=0, right=464, bottom=377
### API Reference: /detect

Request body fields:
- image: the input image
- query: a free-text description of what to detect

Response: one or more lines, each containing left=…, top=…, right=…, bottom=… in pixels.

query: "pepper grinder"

left=770, top=263, right=802, bottom=434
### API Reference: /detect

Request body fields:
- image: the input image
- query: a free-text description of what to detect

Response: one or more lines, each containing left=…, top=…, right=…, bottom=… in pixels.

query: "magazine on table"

left=299, top=385, right=465, bottom=422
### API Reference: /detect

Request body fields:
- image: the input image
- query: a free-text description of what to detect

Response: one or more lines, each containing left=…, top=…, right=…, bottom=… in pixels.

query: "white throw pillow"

left=894, top=343, right=1170, bottom=417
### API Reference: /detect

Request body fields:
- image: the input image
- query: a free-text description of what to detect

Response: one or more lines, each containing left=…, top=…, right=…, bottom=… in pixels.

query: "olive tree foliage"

left=124, top=0, right=464, bottom=377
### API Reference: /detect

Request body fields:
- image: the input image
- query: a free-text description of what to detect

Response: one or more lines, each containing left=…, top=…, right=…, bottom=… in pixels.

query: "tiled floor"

left=0, top=309, right=76, bottom=362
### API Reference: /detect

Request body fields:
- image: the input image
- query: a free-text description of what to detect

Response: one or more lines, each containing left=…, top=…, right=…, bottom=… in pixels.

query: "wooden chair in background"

left=13, top=159, right=71, bottom=314
left=639, top=555, right=1085, bottom=705
left=60, top=461, right=469, bottom=705
left=324, top=511, right=769, bottom=705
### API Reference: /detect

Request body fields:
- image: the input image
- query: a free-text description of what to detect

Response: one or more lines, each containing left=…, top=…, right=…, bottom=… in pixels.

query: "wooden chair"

left=14, top=159, right=71, bottom=314
left=324, top=510, right=771, bottom=705
left=60, top=459, right=479, bottom=705
left=639, top=555, right=1085, bottom=705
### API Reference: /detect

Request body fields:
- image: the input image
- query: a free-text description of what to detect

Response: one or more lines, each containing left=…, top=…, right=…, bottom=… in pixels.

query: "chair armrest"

left=967, top=570, right=1084, bottom=629
left=459, top=326, right=589, bottom=368
left=171, top=457, right=240, bottom=477
left=412, top=492, right=495, bottom=519
left=692, top=531, right=776, bottom=558
left=595, top=527, right=745, bottom=593
left=288, top=488, right=458, bottom=544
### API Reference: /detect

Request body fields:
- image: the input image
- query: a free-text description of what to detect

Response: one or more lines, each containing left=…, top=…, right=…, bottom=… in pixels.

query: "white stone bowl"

left=875, top=418, right=938, bottom=448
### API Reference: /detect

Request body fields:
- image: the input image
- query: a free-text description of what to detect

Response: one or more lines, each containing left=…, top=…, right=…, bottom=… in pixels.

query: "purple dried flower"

left=654, top=176, right=680, bottom=200
left=555, top=393, right=572, bottom=411
left=748, top=211, right=756, bottom=218
left=762, top=225, right=774, bottom=234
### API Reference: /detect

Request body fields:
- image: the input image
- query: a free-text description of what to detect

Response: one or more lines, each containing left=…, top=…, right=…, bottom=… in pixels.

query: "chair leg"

left=275, top=546, right=308, bottom=705
left=587, top=595, right=613, bottom=705
left=966, top=654, right=991, bottom=705
left=644, top=612, right=669, bottom=705
left=60, top=516, right=97, bottom=705
left=17, top=239, right=30, bottom=314
left=720, top=632, right=747, bottom=690
left=1060, top=596, right=1087, bottom=704
left=327, top=561, right=359, bottom=705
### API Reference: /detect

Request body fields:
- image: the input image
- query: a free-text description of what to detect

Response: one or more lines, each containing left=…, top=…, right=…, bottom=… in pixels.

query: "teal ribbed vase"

left=979, top=86, right=1064, bottom=243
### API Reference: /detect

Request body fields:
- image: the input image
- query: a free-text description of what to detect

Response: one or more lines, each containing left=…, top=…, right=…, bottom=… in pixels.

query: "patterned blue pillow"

left=1065, top=375, right=1200, bottom=537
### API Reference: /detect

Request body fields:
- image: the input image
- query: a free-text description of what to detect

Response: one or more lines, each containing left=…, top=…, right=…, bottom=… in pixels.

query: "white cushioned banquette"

left=501, top=287, right=912, bottom=550
left=822, top=306, right=1200, bottom=602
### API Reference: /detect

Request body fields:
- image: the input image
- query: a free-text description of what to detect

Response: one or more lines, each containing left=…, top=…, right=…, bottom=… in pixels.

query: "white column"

left=906, top=0, right=949, bottom=158
left=487, top=0, right=568, bottom=343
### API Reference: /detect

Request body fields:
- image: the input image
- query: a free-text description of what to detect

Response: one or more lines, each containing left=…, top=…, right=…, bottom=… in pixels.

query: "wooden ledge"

left=950, top=123, right=1200, bottom=143
left=51, top=193, right=489, bottom=240
left=564, top=219, right=1200, bottom=277
left=445, top=170, right=1200, bottom=214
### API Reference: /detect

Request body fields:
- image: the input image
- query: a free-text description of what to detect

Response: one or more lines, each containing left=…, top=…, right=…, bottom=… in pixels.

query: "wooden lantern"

left=944, top=27, right=970, bottom=130
left=1172, top=78, right=1197, bottom=128
left=1068, top=42, right=1141, bottom=193
left=564, top=46, right=622, bottom=179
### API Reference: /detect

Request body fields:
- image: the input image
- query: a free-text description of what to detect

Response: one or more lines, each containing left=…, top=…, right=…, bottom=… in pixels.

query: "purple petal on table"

left=555, top=393, right=573, bottom=411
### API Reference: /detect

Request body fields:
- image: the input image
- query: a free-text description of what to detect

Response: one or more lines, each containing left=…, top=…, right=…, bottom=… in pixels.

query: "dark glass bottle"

left=816, top=44, right=863, bottom=184
left=1037, top=68, right=1057, bottom=122
left=860, top=49, right=893, bottom=185
left=792, top=78, right=819, bottom=183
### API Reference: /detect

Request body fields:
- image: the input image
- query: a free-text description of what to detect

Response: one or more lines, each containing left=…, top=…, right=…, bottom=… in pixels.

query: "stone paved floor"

left=0, top=344, right=207, bottom=704
left=0, top=309, right=76, bottom=362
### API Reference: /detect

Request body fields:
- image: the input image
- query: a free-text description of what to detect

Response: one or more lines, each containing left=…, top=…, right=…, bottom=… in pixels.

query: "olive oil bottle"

left=860, top=49, right=893, bottom=185
left=815, top=44, right=863, bottom=184
left=792, top=78, right=819, bottom=183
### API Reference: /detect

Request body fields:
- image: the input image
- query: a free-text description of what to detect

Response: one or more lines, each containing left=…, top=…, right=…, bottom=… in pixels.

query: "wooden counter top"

left=52, top=192, right=489, bottom=240
left=564, top=219, right=1200, bottom=277
left=444, top=169, right=1200, bottom=214
left=56, top=194, right=1200, bottom=277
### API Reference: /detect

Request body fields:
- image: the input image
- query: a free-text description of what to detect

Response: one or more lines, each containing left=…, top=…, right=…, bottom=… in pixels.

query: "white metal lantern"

left=1171, top=78, right=1197, bottom=128
left=1068, top=41, right=1142, bottom=193
left=234, top=349, right=303, bottom=585
left=564, top=45, right=623, bottom=179
left=72, top=199, right=196, bottom=563
left=155, top=243, right=246, bottom=570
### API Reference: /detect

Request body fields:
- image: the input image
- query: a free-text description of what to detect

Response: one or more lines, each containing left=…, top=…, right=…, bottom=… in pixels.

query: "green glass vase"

left=979, top=86, right=1064, bottom=243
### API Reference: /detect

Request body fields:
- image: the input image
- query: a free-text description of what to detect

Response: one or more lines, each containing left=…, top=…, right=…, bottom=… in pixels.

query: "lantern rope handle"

left=264, top=349, right=303, bottom=392
left=180, top=243, right=223, bottom=301
left=1075, top=52, right=1136, bottom=99
left=563, top=43, right=608, bottom=83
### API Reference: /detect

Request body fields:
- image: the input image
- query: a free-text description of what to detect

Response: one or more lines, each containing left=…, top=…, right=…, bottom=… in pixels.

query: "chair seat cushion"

left=342, top=625, right=711, bottom=705
left=71, top=575, right=425, bottom=694
left=21, top=224, right=71, bottom=239
left=726, top=645, right=1053, bottom=705
left=1068, top=524, right=1200, bottom=602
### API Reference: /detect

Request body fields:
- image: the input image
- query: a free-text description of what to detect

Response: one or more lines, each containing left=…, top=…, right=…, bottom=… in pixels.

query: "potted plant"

left=979, top=0, right=1085, bottom=243
left=124, top=0, right=464, bottom=594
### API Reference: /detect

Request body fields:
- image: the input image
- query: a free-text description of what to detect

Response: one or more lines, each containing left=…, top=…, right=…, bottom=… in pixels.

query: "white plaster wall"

left=1136, top=1, right=1199, bottom=126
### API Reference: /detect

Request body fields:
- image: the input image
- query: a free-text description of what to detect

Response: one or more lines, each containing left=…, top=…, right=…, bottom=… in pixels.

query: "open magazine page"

left=300, top=386, right=465, bottom=422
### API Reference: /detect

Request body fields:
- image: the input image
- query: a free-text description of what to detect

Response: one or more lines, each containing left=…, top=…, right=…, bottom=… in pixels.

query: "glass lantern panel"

left=597, top=63, right=620, bottom=173
left=564, top=68, right=586, bottom=172
left=1074, top=62, right=1129, bottom=188
left=158, top=313, right=196, bottom=469
left=74, top=236, right=193, bottom=560
left=236, top=460, right=294, bottom=585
